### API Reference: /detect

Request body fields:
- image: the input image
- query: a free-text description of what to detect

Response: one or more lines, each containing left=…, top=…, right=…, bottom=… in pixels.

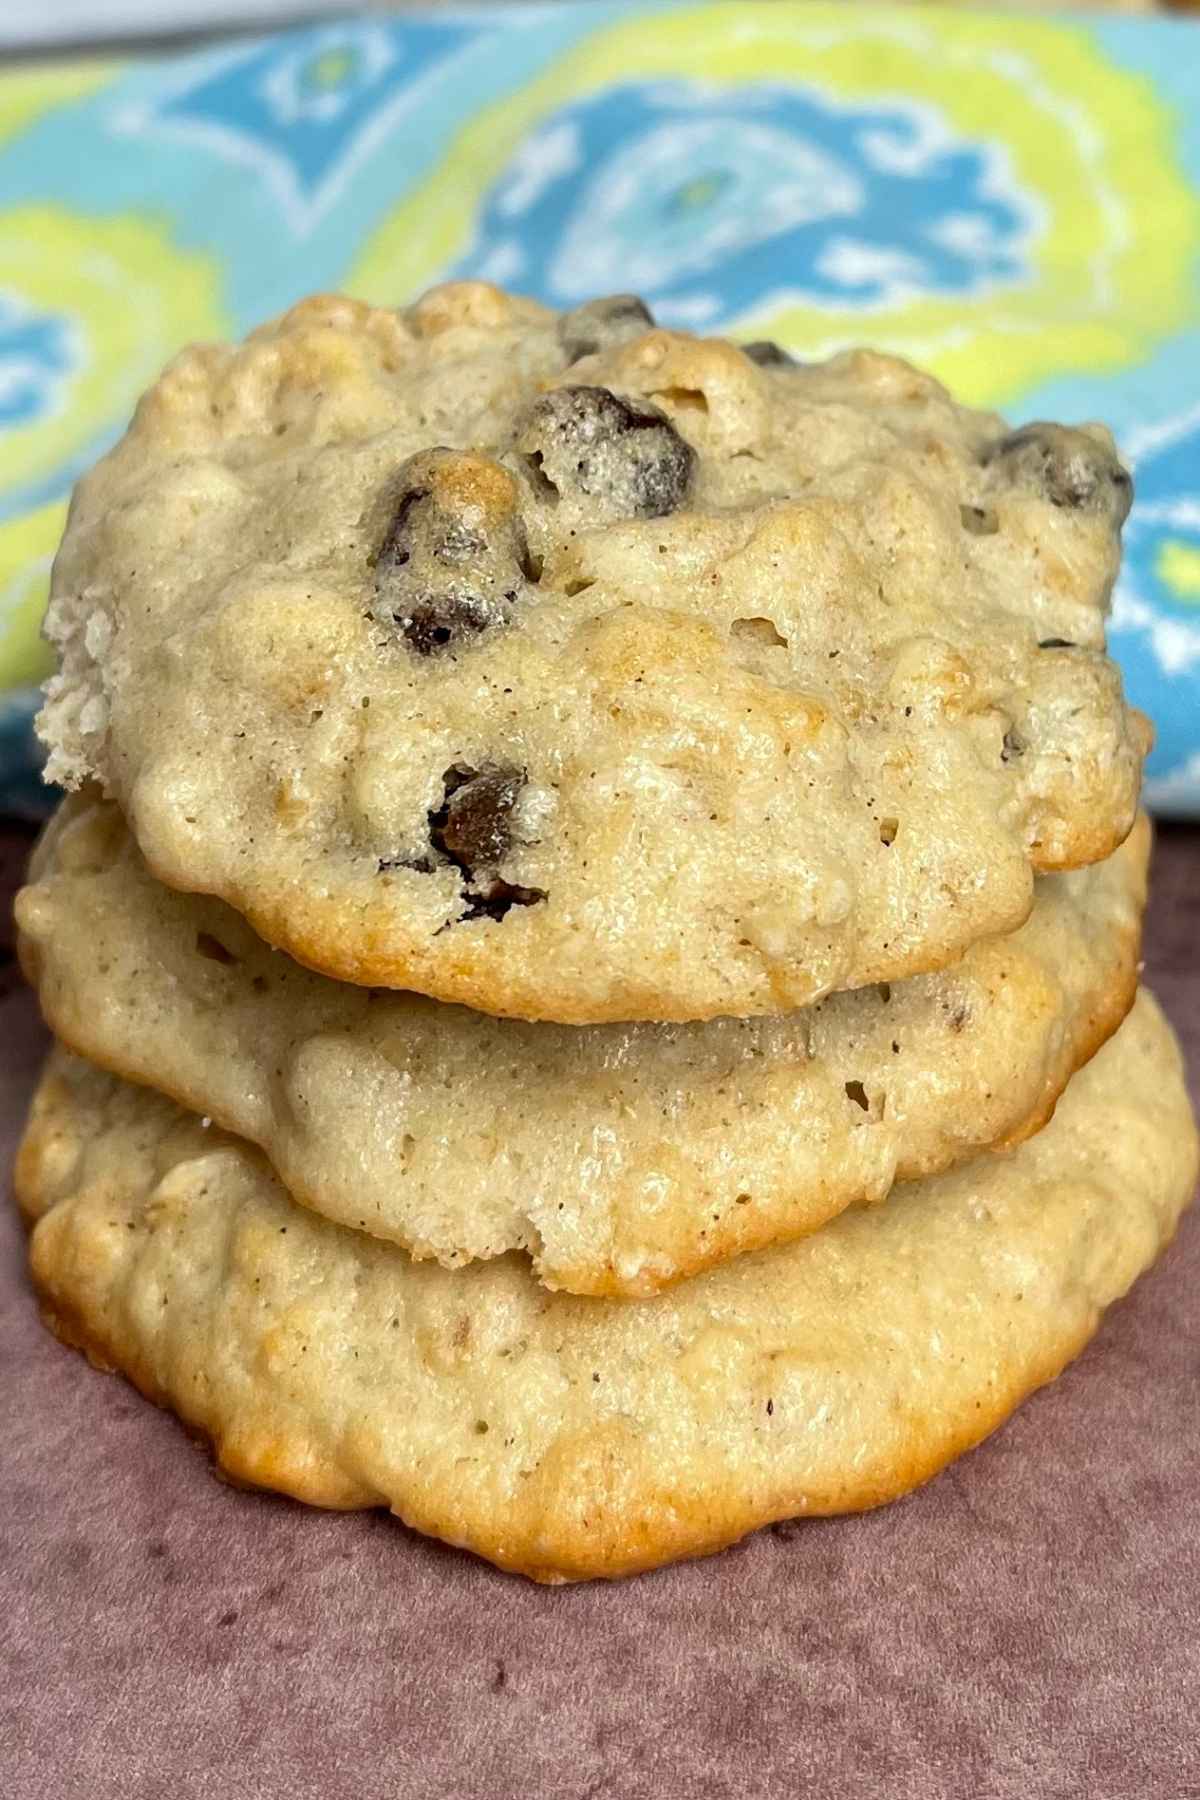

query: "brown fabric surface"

left=2, top=827, right=1198, bottom=1800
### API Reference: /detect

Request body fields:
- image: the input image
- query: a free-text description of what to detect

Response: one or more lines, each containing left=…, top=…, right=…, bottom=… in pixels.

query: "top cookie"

left=38, top=283, right=1148, bottom=1022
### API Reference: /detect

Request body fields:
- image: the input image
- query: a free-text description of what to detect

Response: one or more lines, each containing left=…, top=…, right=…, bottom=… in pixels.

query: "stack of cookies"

left=14, top=283, right=1197, bottom=1582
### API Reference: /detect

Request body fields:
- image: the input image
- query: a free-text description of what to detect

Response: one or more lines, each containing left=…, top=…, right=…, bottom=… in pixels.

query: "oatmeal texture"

left=38, top=284, right=1149, bottom=1021
left=18, top=995, right=1197, bottom=1582
left=19, top=793, right=1149, bottom=1296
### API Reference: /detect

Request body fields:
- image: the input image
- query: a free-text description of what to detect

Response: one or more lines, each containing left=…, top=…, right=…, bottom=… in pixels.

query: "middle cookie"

left=19, top=793, right=1147, bottom=1297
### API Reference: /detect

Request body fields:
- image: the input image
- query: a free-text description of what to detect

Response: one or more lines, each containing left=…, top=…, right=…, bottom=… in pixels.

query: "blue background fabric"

left=0, top=3, right=1197, bottom=814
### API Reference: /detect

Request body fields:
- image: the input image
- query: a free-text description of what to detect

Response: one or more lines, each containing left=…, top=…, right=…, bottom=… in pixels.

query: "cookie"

left=18, top=994, right=1196, bottom=1582
left=37, top=284, right=1148, bottom=1023
left=19, top=792, right=1148, bottom=1296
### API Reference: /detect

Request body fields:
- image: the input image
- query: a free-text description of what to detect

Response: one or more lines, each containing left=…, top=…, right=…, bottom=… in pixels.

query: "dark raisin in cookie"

left=742, top=340, right=799, bottom=368
left=558, top=295, right=655, bottom=364
left=984, top=423, right=1134, bottom=525
left=371, top=449, right=531, bottom=655
left=516, top=386, right=694, bottom=521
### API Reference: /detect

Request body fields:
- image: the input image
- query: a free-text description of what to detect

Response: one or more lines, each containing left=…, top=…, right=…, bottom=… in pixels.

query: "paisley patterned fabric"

left=1, top=3, right=1198, bottom=814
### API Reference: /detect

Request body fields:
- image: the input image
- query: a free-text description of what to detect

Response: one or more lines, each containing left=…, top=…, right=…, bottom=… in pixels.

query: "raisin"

left=460, top=878, right=547, bottom=922
left=1001, top=728, right=1026, bottom=763
left=433, top=518, right=486, bottom=564
left=742, top=340, right=798, bottom=368
left=428, top=763, right=547, bottom=920
left=375, top=488, right=424, bottom=574
left=558, top=295, right=654, bottom=364
left=431, top=764, right=520, bottom=872
left=1038, top=637, right=1077, bottom=650
left=371, top=450, right=529, bottom=655
left=398, top=592, right=497, bottom=656
left=517, top=386, right=694, bottom=521
left=983, top=424, right=1133, bottom=526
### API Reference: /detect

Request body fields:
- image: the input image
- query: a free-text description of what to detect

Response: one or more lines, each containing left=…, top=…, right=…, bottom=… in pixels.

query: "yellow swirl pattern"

left=0, top=502, right=64, bottom=688
left=0, top=208, right=223, bottom=507
left=351, top=5, right=1199, bottom=408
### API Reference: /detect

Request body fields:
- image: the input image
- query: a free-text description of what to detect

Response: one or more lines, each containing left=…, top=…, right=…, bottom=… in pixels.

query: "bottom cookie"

left=16, top=992, right=1197, bottom=1583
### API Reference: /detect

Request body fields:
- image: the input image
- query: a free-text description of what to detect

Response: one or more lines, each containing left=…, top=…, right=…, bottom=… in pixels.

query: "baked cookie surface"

left=18, top=993, right=1196, bottom=1582
left=19, top=793, right=1148, bottom=1296
left=37, top=285, right=1147, bottom=1021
